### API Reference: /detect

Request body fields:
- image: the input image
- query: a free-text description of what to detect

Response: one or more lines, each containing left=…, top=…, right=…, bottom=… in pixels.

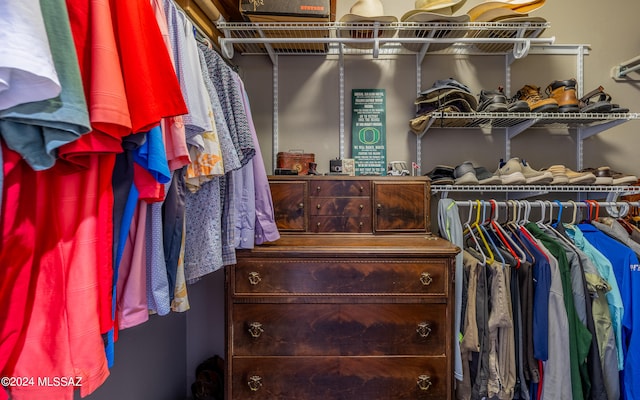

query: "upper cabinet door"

left=269, top=180, right=307, bottom=232
left=373, top=181, right=429, bottom=233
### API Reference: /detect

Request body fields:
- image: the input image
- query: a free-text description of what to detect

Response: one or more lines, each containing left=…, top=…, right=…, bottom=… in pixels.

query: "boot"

left=545, top=78, right=579, bottom=112
left=307, top=162, right=319, bottom=175
left=515, top=85, right=559, bottom=113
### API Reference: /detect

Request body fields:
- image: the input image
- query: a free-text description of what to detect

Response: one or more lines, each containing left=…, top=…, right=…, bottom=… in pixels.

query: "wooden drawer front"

left=232, top=303, right=447, bottom=356
left=309, top=216, right=372, bottom=233
left=230, top=356, right=448, bottom=400
left=270, top=181, right=307, bottom=231
left=373, top=181, right=428, bottom=233
left=233, top=260, right=447, bottom=296
left=310, top=180, right=370, bottom=197
left=310, top=197, right=371, bottom=216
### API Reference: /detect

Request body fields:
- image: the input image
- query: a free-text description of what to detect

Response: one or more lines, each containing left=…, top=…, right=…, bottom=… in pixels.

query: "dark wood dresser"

left=225, top=177, right=459, bottom=400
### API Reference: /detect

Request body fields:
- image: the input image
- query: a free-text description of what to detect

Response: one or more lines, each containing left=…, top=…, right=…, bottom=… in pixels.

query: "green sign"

left=351, top=89, right=386, bottom=176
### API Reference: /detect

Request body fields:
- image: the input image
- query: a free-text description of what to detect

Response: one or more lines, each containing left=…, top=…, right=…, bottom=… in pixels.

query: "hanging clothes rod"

left=453, top=200, right=640, bottom=209
left=451, top=199, right=640, bottom=220
left=611, top=54, right=640, bottom=79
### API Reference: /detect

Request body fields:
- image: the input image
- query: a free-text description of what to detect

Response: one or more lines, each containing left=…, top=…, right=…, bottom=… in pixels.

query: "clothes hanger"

left=489, top=199, right=524, bottom=268
left=462, top=201, right=489, bottom=265
left=470, top=200, right=495, bottom=264
left=504, top=200, right=536, bottom=264
left=478, top=201, right=505, bottom=267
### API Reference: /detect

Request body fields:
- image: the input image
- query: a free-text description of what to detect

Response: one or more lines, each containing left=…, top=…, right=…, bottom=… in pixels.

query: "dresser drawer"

left=232, top=303, right=447, bottom=356
left=309, top=216, right=372, bottom=233
left=309, top=197, right=371, bottom=216
left=232, top=259, right=448, bottom=296
left=230, top=356, right=448, bottom=400
left=309, top=180, right=370, bottom=197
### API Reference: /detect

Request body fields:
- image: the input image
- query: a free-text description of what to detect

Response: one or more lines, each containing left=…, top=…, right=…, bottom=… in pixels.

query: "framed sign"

left=351, top=89, right=386, bottom=176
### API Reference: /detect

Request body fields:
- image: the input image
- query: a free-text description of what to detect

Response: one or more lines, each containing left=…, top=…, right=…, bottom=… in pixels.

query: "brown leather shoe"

left=515, top=85, right=559, bottom=112
left=546, top=79, right=579, bottom=112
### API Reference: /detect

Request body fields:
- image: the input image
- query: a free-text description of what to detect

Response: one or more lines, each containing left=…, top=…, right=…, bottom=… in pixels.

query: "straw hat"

left=401, top=0, right=468, bottom=20
left=467, top=0, right=545, bottom=21
left=400, top=0, right=469, bottom=53
left=339, top=0, right=398, bottom=49
left=339, top=0, right=398, bottom=23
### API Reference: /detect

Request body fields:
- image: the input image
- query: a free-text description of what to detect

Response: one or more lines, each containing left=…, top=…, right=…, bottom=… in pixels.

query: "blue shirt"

left=576, top=223, right=640, bottom=400
left=518, top=228, right=551, bottom=361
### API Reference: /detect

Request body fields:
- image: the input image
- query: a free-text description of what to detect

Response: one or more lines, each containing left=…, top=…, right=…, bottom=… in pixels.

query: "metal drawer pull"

left=376, top=203, right=382, bottom=210
left=248, top=375, right=263, bottom=391
left=420, top=272, right=433, bottom=286
left=317, top=204, right=321, bottom=209
left=248, top=322, right=264, bottom=338
left=359, top=186, right=364, bottom=192
left=359, top=204, right=364, bottom=210
left=248, top=272, right=262, bottom=285
left=316, top=186, right=321, bottom=192
left=298, top=202, right=304, bottom=209
left=416, top=322, right=432, bottom=338
left=417, top=375, right=432, bottom=391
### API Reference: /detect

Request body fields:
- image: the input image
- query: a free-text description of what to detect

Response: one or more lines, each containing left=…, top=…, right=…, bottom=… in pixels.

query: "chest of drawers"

left=226, top=235, right=458, bottom=400
left=268, top=176, right=430, bottom=234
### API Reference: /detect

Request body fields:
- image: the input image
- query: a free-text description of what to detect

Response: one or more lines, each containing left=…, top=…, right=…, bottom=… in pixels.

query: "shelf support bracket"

left=504, top=118, right=538, bottom=160
left=575, top=118, right=629, bottom=170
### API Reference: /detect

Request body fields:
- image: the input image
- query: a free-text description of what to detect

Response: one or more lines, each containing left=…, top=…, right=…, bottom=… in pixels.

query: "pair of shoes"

left=424, top=165, right=455, bottom=185
left=578, top=86, right=629, bottom=113
left=514, top=85, right=559, bottom=112
left=477, top=89, right=508, bottom=112
left=579, top=166, right=613, bottom=185
left=546, top=78, right=580, bottom=113
left=453, top=162, right=502, bottom=185
left=494, top=158, right=553, bottom=185
left=545, top=165, right=596, bottom=185
left=479, top=87, right=529, bottom=112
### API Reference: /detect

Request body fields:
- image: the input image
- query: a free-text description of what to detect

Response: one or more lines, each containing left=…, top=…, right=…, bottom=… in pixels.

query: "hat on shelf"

left=466, top=0, right=546, bottom=21
left=338, top=0, right=398, bottom=49
left=399, top=0, right=470, bottom=53
left=416, top=78, right=478, bottom=111
left=465, top=0, right=547, bottom=52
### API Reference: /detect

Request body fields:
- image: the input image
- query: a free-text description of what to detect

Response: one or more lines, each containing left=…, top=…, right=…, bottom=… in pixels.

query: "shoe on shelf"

left=424, top=165, right=455, bottom=185
left=580, top=166, right=613, bottom=185
left=545, top=78, right=580, bottom=113
left=454, top=162, right=479, bottom=185
left=610, top=169, right=638, bottom=185
left=543, top=165, right=570, bottom=185
left=520, top=159, right=554, bottom=184
left=507, top=95, right=531, bottom=112
left=515, top=85, right=559, bottom=113
left=494, top=158, right=527, bottom=185
left=474, top=166, right=502, bottom=185
left=565, top=167, right=596, bottom=184
left=477, top=89, right=509, bottom=112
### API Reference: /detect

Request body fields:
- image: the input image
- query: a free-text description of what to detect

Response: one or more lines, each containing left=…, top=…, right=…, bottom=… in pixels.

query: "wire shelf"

left=216, top=21, right=553, bottom=57
left=426, top=112, right=640, bottom=129
left=432, top=184, right=640, bottom=193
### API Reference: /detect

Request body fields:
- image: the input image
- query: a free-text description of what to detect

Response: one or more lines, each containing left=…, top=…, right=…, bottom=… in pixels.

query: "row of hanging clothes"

left=438, top=199, right=640, bottom=400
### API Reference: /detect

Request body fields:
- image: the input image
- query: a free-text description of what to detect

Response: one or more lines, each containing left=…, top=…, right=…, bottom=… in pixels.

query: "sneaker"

left=610, top=169, right=638, bottom=185
left=565, top=167, right=596, bottom=184
left=494, top=158, right=526, bottom=185
left=424, top=165, right=455, bottom=185
left=454, top=161, right=479, bottom=185
left=547, top=164, right=595, bottom=185
left=544, top=165, right=570, bottom=185
left=520, top=159, right=554, bottom=184
left=515, top=85, right=559, bottom=113
left=477, top=89, right=508, bottom=112
left=580, top=166, right=614, bottom=185
left=474, top=166, right=502, bottom=185
left=545, top=78, right=580, bottom=113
